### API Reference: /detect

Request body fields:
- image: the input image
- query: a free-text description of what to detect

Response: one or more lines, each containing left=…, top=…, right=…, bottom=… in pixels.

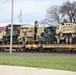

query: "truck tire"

left=66, top=36, right=68, bottom=44
left=69, top=35, right=72, bottom=44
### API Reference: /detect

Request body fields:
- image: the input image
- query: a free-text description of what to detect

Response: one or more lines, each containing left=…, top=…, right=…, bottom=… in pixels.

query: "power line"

left=0, top=0, right=8, bottom=5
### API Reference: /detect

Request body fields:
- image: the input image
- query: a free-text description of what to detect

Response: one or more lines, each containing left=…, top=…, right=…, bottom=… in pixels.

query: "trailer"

left=0, top=44, right=23, bottom=51
left=0, top=44, right=76, bottom=52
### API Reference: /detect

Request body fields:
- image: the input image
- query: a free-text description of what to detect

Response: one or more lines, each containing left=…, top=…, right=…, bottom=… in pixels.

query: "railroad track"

left=0, top=49, right=76, bottom=55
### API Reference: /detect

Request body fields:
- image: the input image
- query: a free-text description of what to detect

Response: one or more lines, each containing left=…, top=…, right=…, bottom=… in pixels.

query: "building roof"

left=21, top=24, right=33, bottom=28
left=0, top=26, right=6, bottom=32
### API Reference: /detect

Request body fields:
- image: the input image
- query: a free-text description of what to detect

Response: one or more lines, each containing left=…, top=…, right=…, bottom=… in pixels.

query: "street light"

left=10, top=0, right=14, bottom=54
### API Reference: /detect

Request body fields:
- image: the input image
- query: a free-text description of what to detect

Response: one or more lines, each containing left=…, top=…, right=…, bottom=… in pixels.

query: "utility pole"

left=10, top=0, right=14, bottom=54
left=19, top=9, right=22, bottom=25
left=20, top=9, right=22, bottom=26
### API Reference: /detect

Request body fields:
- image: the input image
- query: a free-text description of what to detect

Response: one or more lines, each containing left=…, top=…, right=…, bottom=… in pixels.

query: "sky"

left=0, top=0, right=75, bottom=26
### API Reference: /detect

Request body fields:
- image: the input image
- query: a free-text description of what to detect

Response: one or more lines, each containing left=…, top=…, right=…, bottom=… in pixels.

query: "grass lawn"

left=0, top=53, right=76, bottom=71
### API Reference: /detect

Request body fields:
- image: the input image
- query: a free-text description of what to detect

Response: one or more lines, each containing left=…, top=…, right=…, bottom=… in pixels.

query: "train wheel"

left=18, top=49, right=20, bottom=51
left=39, top=46, right=43, bottom=52
left=50, top=49, right=53, bottom=52
left=54, top=50, right=57, bottom=52
left=70, top=50, right=73, bottom=52
left=16, top=49, right=17, bottom=51
left=2, top=49, right=4, bottom=51
left=74, top=50, right=76, bottom=52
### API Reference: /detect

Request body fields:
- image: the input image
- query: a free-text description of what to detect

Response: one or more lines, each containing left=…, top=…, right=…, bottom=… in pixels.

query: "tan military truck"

left=18, top=21, right=44, bottom=44
left=18, top=27, right=27, bottom=44
left=56, top=23, right=76, bottom=44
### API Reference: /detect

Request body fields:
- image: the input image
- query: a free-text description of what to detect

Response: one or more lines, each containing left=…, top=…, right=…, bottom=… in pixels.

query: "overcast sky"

left=0, top=0, right=75, bottom=26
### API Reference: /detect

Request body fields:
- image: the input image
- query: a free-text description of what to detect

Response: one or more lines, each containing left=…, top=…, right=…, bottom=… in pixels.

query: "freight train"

left=0, top=21, right=76, bottom=52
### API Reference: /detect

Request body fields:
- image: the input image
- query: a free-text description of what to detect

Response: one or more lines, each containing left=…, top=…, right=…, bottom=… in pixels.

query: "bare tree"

left=60, top=1, right=76, bottom=23
left=47, top=6, right=61, bottom=24
left=41, top=1, right=76, bottom=26
left=41, top=6, right=62, bottom=26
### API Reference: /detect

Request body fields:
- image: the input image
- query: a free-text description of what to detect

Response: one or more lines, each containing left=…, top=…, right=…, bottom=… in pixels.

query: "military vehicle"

left=18, top=21, right=44, bottom=44
left=56, top=23, right=76, bottom=44
left=40, top=26, right=56, bottom=44
left=3, top=24, right=20, bottom=44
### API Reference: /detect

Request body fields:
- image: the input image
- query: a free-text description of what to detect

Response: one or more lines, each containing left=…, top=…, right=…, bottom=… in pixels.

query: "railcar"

left=0, top=21, right=76, bottom=52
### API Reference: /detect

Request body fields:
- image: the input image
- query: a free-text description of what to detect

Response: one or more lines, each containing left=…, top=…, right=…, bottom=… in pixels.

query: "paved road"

left=0, top=65, right=76, bottom=75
